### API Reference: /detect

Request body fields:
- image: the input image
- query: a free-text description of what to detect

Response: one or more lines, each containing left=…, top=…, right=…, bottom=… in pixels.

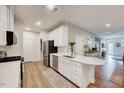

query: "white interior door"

left=23, top=38, right=33, bottom=62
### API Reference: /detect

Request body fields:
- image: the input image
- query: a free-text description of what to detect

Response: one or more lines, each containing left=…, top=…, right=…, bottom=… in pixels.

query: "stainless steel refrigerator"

left=43, top=40, right=58, bottom=67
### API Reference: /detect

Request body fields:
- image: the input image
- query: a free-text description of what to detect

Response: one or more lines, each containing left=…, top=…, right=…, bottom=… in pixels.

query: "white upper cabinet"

left=48, top=31, right=54, bottom=40
left=0, top=23, right=6, bottom=46
left=0, top=6, right=8, bottom=28
left=0, top=5, right=14, bottom=46
left=9, top=7, right=14, bottom=31
left=48, top=32, right=51, bottom=40
left=53, top=29, right=58, bottom=46
left=48, top=25, right=68, bottom=46
left=57, top=26, right=68, bottom=46
left=0, top=5, right=14, bottom=31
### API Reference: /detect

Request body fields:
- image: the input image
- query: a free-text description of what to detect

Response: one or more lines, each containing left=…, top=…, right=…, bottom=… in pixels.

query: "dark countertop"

left=0, top=56, right=23, bottom=63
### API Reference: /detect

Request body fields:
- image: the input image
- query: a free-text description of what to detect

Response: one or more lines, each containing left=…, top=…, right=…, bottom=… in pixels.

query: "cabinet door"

left=71, top=61, right=83, bottom=86
left=9, top=8, right=14, bottom=31
left=51, top=31, right=54, bottom=40
left=72, top=75, right=81, bottom=86
left=48, top=25, right=68, bottom=46
left=63, top=59, right=72, bottom=80
left=53, top=29, right=58, bottom=46
left=57, top=26, right=68, bottom=46
left=58, top=58, right=72, bottom=80
left=48, top=32, right=51, bottom=40
left=57, top=27, right=63, bottom=46
left=0, top=31, right=6, bottom=46
left=58, top=57, right=63, bottom=73
left=0, top=6, right=8, bottom=26
left=58, top=58, right=67, bottom=75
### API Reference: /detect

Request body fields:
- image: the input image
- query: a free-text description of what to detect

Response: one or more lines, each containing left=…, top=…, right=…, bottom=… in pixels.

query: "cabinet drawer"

left=63, top=69, right=72, bottom=80
left=72, top=62, right=82, bottom=67
left=72, top=67, right=82, bottom=77
left=58, top=57, right=63, bottom=63
left=63, top=58, right=71, bottom=64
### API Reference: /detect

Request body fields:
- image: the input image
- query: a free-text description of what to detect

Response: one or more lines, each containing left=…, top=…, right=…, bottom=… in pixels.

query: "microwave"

left=6, top=31, right=14, bottom=45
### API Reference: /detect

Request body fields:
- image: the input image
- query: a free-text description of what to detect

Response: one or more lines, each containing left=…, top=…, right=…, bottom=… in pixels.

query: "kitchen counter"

left=50, top=53, right=106, bottom=87
left=0, top=56, right=23, bottom=63
left=51, top=53, right=106, bottom=65
left=0, top=61, right=21, bottom=88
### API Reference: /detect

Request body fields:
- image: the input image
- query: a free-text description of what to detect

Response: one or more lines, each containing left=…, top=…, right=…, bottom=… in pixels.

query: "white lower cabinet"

left=72, top=62, right=83, bottom=86
left=58, top=58, right=70, bottom=77
left=58, top=57, right=83, bottom=87
left=72, top=75, right=82, bottom=86
left=58, top=57, right=63, bottom=72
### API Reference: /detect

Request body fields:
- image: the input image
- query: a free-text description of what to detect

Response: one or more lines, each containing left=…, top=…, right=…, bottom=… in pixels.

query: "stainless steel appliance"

left=6, top=31, right=14, bottom=45
left=52, top=55, right=58, bottom=71
left=43, top=40, right=58, bottom=67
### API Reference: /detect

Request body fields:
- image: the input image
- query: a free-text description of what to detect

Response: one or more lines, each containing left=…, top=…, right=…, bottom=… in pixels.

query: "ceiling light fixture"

left=106, top=23, right=111, bottom=28
left=46, top=5, right=58, bottom=11
left=26, top=27, right=30, bottom=30
left=36, top=21, right=42, bottom=26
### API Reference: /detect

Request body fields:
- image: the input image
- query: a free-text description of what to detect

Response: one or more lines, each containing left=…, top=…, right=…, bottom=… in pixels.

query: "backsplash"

left=0, top=46, right=12, bottom=56
left=58, top=46, right=68, bottom=54
left=0, top=50, right=7, bottom=59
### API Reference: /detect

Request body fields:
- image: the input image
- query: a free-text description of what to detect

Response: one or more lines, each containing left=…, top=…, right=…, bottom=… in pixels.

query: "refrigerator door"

left=43, top=40, right=58, bottom=67
left=43, top=41, right=49, bottom=66
left=43, top=56, right=49, bottom=66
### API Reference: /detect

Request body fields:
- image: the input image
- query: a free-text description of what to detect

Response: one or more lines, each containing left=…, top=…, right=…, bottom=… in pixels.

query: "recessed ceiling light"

left=36, top=21, right=42, bottom=26
left=46, top=5, right=58, bottom=11
left=26, top=27, right=30, bottom=30
left=106, top=23, right=111, bottom=28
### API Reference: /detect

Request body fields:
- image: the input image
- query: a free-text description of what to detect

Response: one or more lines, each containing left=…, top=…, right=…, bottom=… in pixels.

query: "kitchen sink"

left=63, top=55, right=74, bottom=58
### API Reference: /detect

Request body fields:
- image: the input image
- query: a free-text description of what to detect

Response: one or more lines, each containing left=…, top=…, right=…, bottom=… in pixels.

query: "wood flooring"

left=22, top=62, right=76, bottom=88
left=88, top=56, right=124, bottom=88
left=23, top=56, right=124, bottom=88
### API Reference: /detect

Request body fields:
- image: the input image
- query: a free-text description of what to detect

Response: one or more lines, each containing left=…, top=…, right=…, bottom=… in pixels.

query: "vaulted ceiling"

left=14, top=5, right=124, bottom=37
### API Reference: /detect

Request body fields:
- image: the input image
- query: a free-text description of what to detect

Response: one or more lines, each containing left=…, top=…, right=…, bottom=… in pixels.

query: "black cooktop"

left=0, top=56, right=23, bottom=63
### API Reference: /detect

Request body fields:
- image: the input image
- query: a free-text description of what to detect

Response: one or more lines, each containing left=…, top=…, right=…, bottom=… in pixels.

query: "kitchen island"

left=50, top=53, right=106, bottom=88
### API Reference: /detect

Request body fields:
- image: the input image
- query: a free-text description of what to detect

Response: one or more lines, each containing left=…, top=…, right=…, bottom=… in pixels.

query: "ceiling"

left=14, top=5, right=124, bottom=36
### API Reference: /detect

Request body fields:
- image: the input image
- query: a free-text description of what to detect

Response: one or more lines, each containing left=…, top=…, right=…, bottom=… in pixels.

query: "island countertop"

left=51, top=53, right=106, bottom=65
